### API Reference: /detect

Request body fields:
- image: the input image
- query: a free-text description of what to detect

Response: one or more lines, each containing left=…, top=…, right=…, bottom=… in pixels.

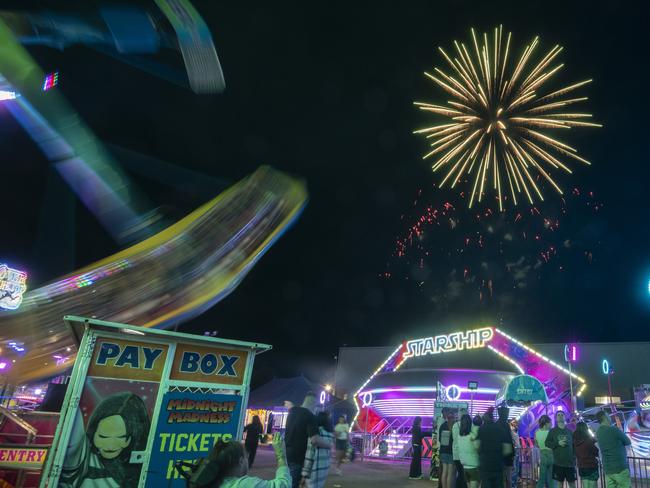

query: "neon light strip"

left=370, top=399, right=527, bottom=418
left=494, top=329, right=586, bottom=383
left=352, top=327, right=588, bottom=430
left=486, top=345, right=525, bottom=374
left=351, top=344, right=403, bottom=427
left=0, top=90, right=17, bottom=101
left=358, top=386, right=501, bottom=396
left=394, top=355, right=408, bottom=371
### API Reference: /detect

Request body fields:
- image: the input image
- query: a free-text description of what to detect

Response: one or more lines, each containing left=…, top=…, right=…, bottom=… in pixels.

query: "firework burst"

left=415, top=26, right=601, bottom=210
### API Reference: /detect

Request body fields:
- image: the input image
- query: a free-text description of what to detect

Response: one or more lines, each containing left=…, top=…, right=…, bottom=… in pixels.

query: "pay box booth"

left=39, top=316, right=271, bottom=487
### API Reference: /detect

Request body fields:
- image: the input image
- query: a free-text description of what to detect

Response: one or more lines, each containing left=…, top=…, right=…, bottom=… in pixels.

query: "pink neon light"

left=42, top=72, right=59, bottom=91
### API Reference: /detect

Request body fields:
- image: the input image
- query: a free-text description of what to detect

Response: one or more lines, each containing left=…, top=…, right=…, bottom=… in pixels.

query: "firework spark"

left=389, top=186, right=603, bottom=305
left=414, top=26, right=601, bottom=210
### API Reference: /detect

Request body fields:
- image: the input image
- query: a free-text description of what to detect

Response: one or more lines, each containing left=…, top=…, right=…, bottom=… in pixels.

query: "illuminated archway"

left=352, top=326, right=586, bottom=428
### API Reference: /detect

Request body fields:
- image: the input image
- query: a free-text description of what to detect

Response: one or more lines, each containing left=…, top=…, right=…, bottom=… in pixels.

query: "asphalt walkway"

left=250, top=447, right=436, bottom=487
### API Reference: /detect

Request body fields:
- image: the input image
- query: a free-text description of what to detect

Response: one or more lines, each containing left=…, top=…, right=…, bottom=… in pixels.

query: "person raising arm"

left=191, top=432, right=291, bottom=488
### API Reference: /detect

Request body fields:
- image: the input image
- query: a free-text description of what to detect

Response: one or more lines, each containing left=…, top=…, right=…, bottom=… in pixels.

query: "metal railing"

left=516, top=447, right=650, bottom=488
left=352, top=419, right=414, bottom=459
left=346, top=439, right=650, bottom=486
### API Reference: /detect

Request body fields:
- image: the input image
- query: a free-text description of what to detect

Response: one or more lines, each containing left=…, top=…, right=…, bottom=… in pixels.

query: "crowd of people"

left=192, top=391, right=349, bottom=488
left=185, top=397, right=633, bottom=488
left=408, top=407, right=633, bottom=488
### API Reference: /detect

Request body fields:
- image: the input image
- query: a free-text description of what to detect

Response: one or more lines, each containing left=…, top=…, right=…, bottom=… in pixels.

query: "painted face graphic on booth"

left=93, top=415, right=131, bottom=459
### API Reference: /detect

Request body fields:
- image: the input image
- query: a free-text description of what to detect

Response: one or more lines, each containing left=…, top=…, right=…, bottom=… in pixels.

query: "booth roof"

left=248, top=375, right=326, bottom=409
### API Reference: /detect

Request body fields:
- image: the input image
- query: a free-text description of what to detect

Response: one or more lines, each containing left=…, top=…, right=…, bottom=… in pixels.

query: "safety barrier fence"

left=350, top=435, right=650, bottom=488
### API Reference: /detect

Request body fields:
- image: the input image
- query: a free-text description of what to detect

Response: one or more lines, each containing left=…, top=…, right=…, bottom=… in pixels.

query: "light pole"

left=564, top=344, right=579, bottom=413
left=468, top=380, right=478, bottom=415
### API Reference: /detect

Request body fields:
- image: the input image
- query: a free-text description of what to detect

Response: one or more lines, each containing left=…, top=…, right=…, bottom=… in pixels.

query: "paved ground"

left=250, top=447, right=436, bottom=487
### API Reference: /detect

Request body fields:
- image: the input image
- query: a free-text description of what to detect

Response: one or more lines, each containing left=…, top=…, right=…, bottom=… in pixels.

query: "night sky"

left=2, top=1, right=649, bottom=387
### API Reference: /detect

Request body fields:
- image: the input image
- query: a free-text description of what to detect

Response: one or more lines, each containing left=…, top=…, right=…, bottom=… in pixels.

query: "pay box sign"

left=170, top=343, right=248, bottom=385
left=88, top=338, right=169, bottom=382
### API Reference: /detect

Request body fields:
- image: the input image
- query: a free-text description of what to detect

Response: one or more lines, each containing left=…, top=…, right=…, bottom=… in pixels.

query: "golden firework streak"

left=414, top=26, right=601, bottom=208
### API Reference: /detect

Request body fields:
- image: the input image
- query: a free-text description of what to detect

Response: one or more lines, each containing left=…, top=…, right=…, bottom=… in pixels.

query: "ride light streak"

left=7, top=342, right=26, bottom=353
left=640, top=395, right=650, bottom=410
left=495, top=329, right=586, bottom=383
left=351, top=344, right=404, bottom=427
left=487, top=345, right=525, bottom=374
left=0, top=90, right=17, bottom=101
left=42, top=71, right=58, bottom=91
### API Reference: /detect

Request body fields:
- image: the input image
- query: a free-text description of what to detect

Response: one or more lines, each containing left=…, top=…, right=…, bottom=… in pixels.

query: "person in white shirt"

left=534, top=415, right=555, bottom=488
left=192, top=432, right=291, bottom=488
left=333, top=416, right=350, bottom=475
left=458, top=414, right=481, bottom=488
left=453, top=409, right=468, bottom=488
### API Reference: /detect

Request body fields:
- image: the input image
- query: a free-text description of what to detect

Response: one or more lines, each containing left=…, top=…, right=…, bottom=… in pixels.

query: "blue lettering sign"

left=96, top=343, right=120, bottom=365
left=217, top=355, right=238, bottom=376
left=115, top=345, right=140, bottom=368
left=180, top=352, right=201, bottom=373
left=200, top=354, right=218, bottom=375
left=143, top=348, right=164, bottom=370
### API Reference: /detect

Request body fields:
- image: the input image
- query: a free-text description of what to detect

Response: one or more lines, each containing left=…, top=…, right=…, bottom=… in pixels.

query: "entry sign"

left=145, top=392, right=242, bottom=487
left=0, top=445, right=48, bottom=470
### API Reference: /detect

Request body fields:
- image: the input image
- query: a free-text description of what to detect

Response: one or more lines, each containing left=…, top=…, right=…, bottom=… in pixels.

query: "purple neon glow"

left=564, top=344, right=579, bottom=363
left=351, top=326, right=588, bottom=432
left=0, top=362, right=7, bottom=370
left=358, top=386, right=500, bottom=396
left=369, top=398, right=528, bottom=418
left=42, top=72, right=58, bottom=91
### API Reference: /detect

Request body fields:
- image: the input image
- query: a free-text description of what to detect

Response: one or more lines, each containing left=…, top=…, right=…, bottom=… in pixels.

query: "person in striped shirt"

left=301, top=412, right=334, bottom=488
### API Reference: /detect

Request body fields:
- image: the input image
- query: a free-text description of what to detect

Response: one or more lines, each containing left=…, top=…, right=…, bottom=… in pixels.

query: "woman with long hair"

left=458, top=414, right=480, bottom=488
left=573, top=421, right=599, bottom=488
left=193, top=432, right=290, bottom=488
left=301, top=411, right=334, bottom=488
left=333, top=415, right=350, bottom=475
left=409, top=416, right=424, bottom=479
left=534, top=415, right=554, bottom=488
left=243, top=415, right=264, bottom=468
left=61, top=392, right=150, bottom=487
left=439, top=411, right=457, bottom=488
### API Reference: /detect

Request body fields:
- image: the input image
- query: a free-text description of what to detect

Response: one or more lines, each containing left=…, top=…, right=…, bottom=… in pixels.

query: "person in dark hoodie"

left=573, top=421, right=599, bottom=488
left=409, top=416, right=424, bottom=480
left=475, top=408, right=513, bottom=488
left=497, top=406, right=515, bottom=488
